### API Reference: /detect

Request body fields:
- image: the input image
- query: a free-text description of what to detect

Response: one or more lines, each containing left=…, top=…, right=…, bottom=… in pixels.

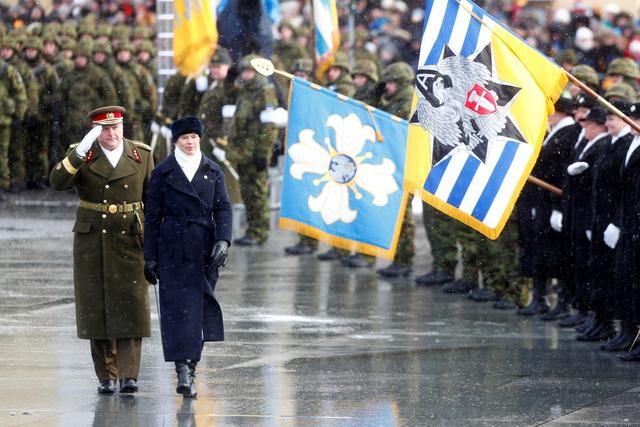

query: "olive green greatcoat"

left=49, top=139, right=154, bottom=339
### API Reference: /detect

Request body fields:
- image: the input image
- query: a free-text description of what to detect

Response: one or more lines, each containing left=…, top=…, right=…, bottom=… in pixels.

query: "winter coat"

left=144, top=154, right=232, bottom=361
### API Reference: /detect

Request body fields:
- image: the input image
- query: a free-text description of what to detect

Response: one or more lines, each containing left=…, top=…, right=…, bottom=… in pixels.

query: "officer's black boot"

left=558, top=310, right=589, bottom=328
left=539, top=301, right=571, bottom=321
left=176, top=360, right=195, bottom=397
left=601, top=322, right=637, bottom=352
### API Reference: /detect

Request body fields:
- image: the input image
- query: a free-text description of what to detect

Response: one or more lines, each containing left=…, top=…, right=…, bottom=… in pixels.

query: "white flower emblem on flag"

left=288, top=113, right=399, bottom=225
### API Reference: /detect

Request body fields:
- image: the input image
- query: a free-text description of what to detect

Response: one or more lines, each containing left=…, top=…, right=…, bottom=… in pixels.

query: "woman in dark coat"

left=143, top=117, right=232, bottom=398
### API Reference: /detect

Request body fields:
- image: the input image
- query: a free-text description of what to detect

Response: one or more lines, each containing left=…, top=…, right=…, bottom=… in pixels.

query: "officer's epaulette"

left=130, top=140, right=152, bottom=151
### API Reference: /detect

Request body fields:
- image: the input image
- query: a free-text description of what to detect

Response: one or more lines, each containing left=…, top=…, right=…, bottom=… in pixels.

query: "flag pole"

left=565, top=72, right=640, bottom=134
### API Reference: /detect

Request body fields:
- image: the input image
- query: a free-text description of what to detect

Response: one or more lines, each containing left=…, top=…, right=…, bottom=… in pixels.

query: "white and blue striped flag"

left=406, top=0, right=567, bottom=239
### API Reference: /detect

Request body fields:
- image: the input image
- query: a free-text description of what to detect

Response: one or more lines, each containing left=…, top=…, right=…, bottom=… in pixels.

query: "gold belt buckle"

left=107, top=204, right=118, bottom=214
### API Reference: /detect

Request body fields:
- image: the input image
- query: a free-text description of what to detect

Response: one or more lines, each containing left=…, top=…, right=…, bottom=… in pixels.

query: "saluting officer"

left=49, top=106, right=154, bottom=395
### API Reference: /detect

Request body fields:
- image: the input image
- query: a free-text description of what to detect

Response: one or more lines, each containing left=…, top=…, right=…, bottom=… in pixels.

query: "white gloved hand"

left=603, top=223, right=620, bottom=249
left=150, top=121, right=160, bottom=134
left=586, top=230, right=592, bottom=241
left=222, top=104, right=236, bottom=118
left=550, top=210, right=563, bottom=232
left=76, top=125, right=102, bottom=157
left=160, top=125, right=172, bottom=140
left=195, top=75, right=209, bottom=92
left=212, top=146, right=226, bottom=161
left=567, top=161, right=589, bottom=176
left=531, top=208, right=537, bottom=219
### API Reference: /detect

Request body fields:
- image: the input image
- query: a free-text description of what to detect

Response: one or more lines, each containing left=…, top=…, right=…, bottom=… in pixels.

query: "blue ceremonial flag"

left=280, top=78, right=409, bottom=260
left=407, top=0, right=567, bottom=239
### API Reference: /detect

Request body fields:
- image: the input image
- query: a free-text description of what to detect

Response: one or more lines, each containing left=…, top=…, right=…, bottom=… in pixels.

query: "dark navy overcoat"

left=144, top=153, right=232, bottom=361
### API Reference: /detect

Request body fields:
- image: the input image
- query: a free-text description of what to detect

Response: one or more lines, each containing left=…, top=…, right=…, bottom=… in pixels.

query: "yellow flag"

left=173, top=0, right=218, bottom=77
left=406, top=0, right=567, bottom=239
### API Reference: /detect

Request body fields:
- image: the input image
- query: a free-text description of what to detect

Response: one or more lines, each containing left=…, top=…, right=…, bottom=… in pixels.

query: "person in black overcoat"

left=563, top=106, right=610, bottom=333
left=579, top=101, right=634, bottom=343
left=516, top=97, right=581, bottom=317
left=143, top=117, right=233, bottom=398
left=610, top=104, right=640, bottom=358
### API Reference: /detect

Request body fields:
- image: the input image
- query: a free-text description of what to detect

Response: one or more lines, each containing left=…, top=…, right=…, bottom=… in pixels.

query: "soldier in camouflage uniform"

left=566, top=64, right=599, bottom=99
left=95, top=24, right=112, bottom=44
left=197, top=47, right=241, bottom=204
left=415, top=204, right=457, bottom=285
left=132, top=27, right=151, bottom=50
left=2, top=35, right=39, bottom=191
left=0, top=56, right=27, bottom=200
left=323, top=52, right=355, bottom=97
left=603, top=82, right=637, bottom=102
left=136, top=41, right=156, bottom=78
left=93, top=41, right=138, bottom=140
left=48, top=36, right=74, bottom=164
left=316, top=52, right=356, bottom=261
left=285, top=58, right=321, bottom=256
left=273, top=20, right=306, bottom=97
left=179, top=69, right=213, bottom=117
left=154, top=71, right=187, bottom=162
left=114, top=42, right=152, bottom=142
left=351, top=59, right=382, bottom=107
left=23, top=36, right=59, bottom=188
left=59, top=40, right=117, bottom=147
left=604, top=57, right=639, bottom=94
left=228, top=54, right=278, bottom=246
left=376, top=62, right=416, bottom=278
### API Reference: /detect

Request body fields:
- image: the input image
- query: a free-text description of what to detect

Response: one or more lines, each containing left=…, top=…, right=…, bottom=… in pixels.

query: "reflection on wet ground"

left=0, top=191, right=639, bottom=426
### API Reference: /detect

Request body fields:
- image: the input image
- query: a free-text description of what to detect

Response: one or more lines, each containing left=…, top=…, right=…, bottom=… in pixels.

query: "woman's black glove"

left=210, top=241, right=229, bottom=267
left=144, top=260, right=159, bottom=284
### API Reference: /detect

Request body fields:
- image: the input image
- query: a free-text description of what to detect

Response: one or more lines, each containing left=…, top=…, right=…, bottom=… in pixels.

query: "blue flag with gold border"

left=280, top=78, right=408, bottom=260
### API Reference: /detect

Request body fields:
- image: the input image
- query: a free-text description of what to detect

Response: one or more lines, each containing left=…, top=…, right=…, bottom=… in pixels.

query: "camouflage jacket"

left=198, top=79, right=238, bottom=144
left=178, top=73, right=212, bottom=117
left=379, top=84, right=414, bottom=119
left=160, top=72, right=186, bottom=123
left=7, top=55, right=39, bottom=114
left=52, top=57, right=74, bottom=82
left=96, top=60, right=136, bottom=121
left=59, top=63, right=118, bottom=133
left=26, top=58, right=60, bottom=117
left=325, top=72, right=355, bottom=97
left=228, top=75, right=278, bottom=163
left=0, top=59, right=27, bottom=125
left=354, top=80, right=382, bottom=107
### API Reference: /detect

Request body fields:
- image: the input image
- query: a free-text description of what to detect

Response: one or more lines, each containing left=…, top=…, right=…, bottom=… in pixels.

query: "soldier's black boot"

left=284, top=242, right=316, bottom=255
left=539, top=301, right=571, bottom=321
left=415, top=271, right=452, bottom=286
left=342, top=254, right=374, bottom=268
left=234, top=235, right=259, bottom=246
left=0, top=189, right=7, bottom=202
left=575, top=313, right=596, bottom=333
left=317, top=248, right=343, bottom=261
left=376, top=263, right=412, bottom=278
left=176, top=361, right=195, bottom=397
left=618, top=342, right=640, bottom=361
left=576, top=317, right=616, bottom=342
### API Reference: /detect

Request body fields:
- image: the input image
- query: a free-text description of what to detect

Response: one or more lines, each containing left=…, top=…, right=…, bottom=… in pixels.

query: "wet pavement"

left=1, top=189, right=640, bottom=426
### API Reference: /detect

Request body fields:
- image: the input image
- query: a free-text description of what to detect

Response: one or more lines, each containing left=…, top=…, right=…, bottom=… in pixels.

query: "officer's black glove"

left=144, top=260, right=159, bottom=284
left=210, top=240, right=229, bottom=267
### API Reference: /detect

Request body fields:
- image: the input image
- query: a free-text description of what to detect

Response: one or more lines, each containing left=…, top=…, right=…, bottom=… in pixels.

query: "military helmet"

left=96, top=24, right=112, bottom=38
left=22, top=37, right=43, bottom=51
left=352, top=59, right=379, bottom=82
left=296, top=26, right=311, bottom=38
left=292, top=57, right=313, bottom=74
left=27, top=22, right=43, bottom=36
left=571, top=64, right=599, bottom=88
left=330, top=51, right=350, bottom=72
left=604, top=82, right=637, bottom=102
left=75, top=40, right=93, bottom=58
left=111, top=25, right=131, bottom=41
left=381, top=61, right=415, bottom=83
left=238, top=54, right=261, bottom=71
left=60, top=22, right=77, bottom=39
left=137, top=40, right=156, bottom=56
left=211, top=47, right=232, bottom=65
left=93, top=40, right=112, bottom=56
left=41, top=31, right=59, bottom=46
left=278, top=19, right=296, bottom=36
left=77, top=20, right=95, bottom=37
left=115, top=41, right=134, bottom=54
left=606, top=57, right=640, bottom=79
left=59, top=37, right=76, bottom=52
left=132, top=26, right=150, bottom=40
left=355, top=28, right=369, bottom=43
left=554, top=48, right=577, bottom=66
left=1, top=35, right=19, bottom=51
left=45, top=22, right=62, bottom=35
